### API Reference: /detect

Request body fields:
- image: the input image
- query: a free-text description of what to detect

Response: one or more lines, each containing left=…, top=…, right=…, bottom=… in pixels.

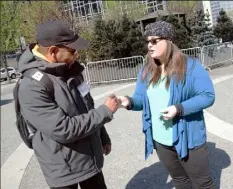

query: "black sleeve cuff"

left=174, top=104, right=184, bottom=117
left=125, top=96, right=134, bottom=110
left=100, top=126, right=111, bottom=145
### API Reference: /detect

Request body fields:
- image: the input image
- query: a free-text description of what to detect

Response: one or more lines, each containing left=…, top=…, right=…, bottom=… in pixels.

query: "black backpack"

left=13, top=68, right=54, bottom=149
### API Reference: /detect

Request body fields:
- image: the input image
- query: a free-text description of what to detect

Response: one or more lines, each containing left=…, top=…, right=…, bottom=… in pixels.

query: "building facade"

left=202, top=1, right=233, bottom=27
left=62, top=0, right=165, bottom=23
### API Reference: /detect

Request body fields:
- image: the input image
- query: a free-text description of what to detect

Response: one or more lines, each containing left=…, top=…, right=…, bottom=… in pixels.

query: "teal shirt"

left=147, top=76, right=173, bottom=146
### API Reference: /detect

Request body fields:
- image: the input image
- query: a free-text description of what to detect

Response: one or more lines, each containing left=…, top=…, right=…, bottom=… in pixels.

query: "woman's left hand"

left=160, top=105, right=177, bottom=120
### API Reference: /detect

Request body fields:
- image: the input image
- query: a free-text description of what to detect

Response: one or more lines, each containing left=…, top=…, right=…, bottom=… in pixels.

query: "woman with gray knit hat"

left=118, top=20, right=216, bottom=189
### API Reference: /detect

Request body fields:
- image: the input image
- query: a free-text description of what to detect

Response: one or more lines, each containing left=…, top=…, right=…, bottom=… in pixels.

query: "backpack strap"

left=13, top=79, right=22, bottom=115
left=22, top=68, right=54, bottom=98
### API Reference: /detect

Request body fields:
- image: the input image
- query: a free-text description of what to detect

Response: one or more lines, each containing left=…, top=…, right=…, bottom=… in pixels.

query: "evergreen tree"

left=159, top=15, right=192, bottom=49
left=190, top=9, right=216, bottom=47
left=112, top=14, right=147, bottom=58
left=214, top=9, right=233, bottom=42
left=89, top=18, right=110, bottom=61
left=204, top=10, right=216, bottom=45
left=127, top=21, right=147, bottom=56
left=89, top=14, right=146, bottom=61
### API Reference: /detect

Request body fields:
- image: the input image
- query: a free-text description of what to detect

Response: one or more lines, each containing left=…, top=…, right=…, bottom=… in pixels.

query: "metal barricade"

left=83, top=42, right=233, bottom=85
left=201, top=42, right=233, bottom=69
left=181, top=47, right=202, bottom=61
left=86, top=56, right=144, bottom=84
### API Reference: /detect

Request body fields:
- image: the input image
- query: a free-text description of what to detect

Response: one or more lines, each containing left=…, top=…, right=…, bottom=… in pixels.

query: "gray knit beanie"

left=144, top=21, right=175, bottom=41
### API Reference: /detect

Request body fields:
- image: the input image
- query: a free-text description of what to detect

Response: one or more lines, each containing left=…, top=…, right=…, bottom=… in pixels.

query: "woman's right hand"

left=117, top=96, right=130, bottom=109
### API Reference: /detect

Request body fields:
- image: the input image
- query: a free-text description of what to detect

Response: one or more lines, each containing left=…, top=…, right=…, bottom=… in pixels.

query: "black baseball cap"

left=36, top=20, right=88, bottom=50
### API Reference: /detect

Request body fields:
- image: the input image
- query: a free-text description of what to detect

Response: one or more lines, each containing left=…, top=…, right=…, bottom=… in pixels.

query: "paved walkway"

left=1, top=65, right=233, bottom=189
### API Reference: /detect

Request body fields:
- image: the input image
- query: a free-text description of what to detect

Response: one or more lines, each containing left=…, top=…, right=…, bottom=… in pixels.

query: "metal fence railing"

left=181, top=47, right=202, bottom=60
left=84, top=42, right=233, bottom=85
left=86, top=56, right=144, bottom=85
left=201, top=42, right=233, bottom=69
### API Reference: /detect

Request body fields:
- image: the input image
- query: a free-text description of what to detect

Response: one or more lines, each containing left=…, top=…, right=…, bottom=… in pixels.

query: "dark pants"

left=155, top=142, right=216, bottom=189
left=50, top=172, right=107, bottom=189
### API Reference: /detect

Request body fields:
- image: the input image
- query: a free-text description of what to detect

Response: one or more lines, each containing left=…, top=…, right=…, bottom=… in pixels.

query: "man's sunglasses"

left=147, top=37, right=166, bottom=45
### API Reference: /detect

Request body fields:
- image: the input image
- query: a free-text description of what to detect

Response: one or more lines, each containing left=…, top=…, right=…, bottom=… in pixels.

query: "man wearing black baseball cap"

left=16, top=20, right=120, bottom=189
left=33, top=20, right=88, bottom=67
left=36, top=20, right=88, bottom=51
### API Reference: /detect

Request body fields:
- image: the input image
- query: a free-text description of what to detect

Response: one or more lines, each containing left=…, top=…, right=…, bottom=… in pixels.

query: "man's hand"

left=104, top=94, right=121, bottom=113
left=117, top=96, right=130, bottom=109
left=102, top=144, right=111, bottom=156
left=160, top=105, right=178, bottom=120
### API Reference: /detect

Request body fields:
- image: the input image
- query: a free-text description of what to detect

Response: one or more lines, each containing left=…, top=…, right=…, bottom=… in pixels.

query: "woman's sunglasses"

left=147, top=37, right=166, bottom=45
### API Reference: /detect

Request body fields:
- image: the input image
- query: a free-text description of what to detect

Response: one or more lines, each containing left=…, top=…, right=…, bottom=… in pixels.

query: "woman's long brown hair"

left=142, top=41, right=187, bottom=89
